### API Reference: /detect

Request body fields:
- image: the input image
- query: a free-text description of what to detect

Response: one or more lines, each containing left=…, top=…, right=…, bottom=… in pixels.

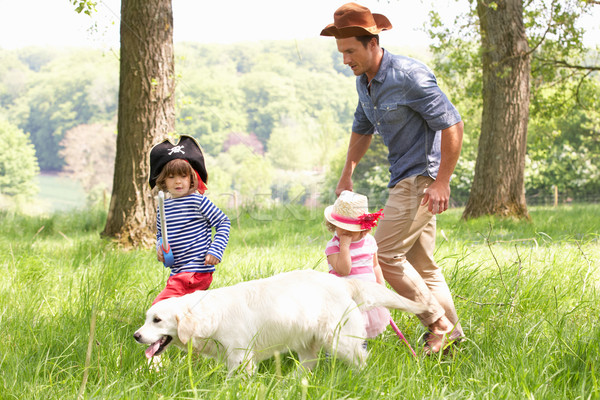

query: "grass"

left=0, top=204, right=599, bottom=399
left=0, top=174, right=87, bottom=215
left=35, top=173, right=87, bottom=212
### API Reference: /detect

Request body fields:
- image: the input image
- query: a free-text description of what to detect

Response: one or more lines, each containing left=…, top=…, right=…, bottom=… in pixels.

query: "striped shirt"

left=157, top=193, right=230, bottom=275
left=325, top=233, right=378, bottom=282
left=325, top=232, right=390, bottom=338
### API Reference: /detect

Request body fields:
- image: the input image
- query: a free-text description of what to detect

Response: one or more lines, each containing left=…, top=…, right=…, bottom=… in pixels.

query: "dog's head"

left=133, top=292, right=217, bottom=358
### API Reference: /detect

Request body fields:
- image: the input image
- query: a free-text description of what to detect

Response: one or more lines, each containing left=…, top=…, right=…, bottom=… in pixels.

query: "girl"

left=324, top=190, right=388, bottom=338
left=149, top=136, right=230, bottom=305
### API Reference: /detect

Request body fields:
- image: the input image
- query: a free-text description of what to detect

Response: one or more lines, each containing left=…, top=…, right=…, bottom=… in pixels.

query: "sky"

left=0, top=0, right=599, bottom=50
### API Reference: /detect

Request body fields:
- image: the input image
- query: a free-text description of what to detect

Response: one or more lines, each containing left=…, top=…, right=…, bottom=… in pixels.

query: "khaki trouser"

left=374, top=175, right=462, bottom=333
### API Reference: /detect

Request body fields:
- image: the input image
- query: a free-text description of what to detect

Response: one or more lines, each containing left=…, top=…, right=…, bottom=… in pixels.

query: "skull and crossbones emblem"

left=168, top=145, right=185, bottom=155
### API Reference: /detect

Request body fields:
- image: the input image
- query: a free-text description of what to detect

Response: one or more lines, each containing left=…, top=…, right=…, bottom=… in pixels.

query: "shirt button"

left=374, top=106, right=377, bottom=110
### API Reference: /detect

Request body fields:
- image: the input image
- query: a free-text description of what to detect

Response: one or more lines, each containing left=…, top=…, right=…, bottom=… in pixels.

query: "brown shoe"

left=423, top=329, right=463, bottom=355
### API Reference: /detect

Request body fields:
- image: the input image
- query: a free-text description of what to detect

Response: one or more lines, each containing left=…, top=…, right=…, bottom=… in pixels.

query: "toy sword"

left=158, top=191, right=174, bottom=267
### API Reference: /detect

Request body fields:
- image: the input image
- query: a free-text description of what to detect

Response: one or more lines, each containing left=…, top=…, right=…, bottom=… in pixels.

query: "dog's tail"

left=344, top=279, right=427, bottom=315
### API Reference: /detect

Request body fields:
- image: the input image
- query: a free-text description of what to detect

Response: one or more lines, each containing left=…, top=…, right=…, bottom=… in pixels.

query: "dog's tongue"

left=145, top=340, right=161, bottom=359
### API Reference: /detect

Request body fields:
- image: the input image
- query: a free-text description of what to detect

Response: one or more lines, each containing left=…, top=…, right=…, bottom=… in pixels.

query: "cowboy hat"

left=320, top=2, right=392, bottom=39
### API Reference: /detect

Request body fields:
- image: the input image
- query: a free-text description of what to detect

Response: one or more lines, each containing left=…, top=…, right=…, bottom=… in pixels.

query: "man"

left=321, top=2, right=464, bottom=354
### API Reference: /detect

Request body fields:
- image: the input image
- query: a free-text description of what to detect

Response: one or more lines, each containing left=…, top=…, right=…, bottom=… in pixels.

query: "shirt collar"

left=360, top=48, right=391, bottom=86
left=374, top=48, right=391, bottom=83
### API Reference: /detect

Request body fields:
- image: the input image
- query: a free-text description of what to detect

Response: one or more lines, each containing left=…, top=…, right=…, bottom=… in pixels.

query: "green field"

left=0, top=174, right=87, bottom=215
left=0, top=204, right=598, bottom=399
left=35, top=174, right=87, bottom=212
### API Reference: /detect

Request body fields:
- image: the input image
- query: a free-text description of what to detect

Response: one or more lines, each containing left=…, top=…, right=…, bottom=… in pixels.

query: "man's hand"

left=422, top=121, right=463, bottom=215
left=421, top=180, right=450, bottom=215
left=335, top=176, right=353, bottom=196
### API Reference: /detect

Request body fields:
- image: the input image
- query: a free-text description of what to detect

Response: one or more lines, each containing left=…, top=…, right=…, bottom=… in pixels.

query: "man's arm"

left=336, top=132, right=373, bottom=196
left=421, top=121, right=464, bottom=214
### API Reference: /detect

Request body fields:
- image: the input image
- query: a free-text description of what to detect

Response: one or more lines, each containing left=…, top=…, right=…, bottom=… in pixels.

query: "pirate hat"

left=149, top=135, right=208, bottom=189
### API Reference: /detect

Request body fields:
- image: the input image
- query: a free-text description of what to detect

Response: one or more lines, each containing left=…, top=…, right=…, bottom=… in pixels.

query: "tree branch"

left=534, top=58, right=600, bottom=71
left=525, top=0, right=557, bottom=57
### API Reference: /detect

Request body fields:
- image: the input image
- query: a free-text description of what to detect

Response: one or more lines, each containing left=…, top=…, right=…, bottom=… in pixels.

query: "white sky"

left=0, top=0, right=598, bottom=50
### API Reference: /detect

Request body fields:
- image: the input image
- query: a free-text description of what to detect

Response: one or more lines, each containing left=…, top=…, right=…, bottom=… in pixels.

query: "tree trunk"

left=102, top=0, right=175, bottom=246
left=463, top=0, right=530, bottom=219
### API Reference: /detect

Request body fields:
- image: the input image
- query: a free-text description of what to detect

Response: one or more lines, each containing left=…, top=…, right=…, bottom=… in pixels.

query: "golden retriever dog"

left=134, top=269, right=425, bottom=375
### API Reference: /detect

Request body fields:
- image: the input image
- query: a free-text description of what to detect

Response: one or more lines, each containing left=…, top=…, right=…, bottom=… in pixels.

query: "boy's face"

left=165, top=173, right=191, bottom=198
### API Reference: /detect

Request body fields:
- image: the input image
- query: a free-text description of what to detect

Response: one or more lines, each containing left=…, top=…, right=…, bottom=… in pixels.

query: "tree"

left=428, top=0, right=600, bottom=219
left=213, top=144, right=273, bottom=206
left=463, top=0, right=531, bottom=218
left=101, top=0, right=176, bottom=246
left=59, top=122, right=116, bottom=205
left=19, top=50, right=118, bottom=171
left=0, top=119, right=39, bottom=198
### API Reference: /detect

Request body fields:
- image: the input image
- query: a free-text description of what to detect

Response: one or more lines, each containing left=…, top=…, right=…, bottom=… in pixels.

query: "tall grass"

left=0, top=204, right=598, bottom=399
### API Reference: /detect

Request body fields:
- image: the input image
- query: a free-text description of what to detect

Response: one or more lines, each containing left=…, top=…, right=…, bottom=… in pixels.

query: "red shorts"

left=152, top=272, right=213, bottom=305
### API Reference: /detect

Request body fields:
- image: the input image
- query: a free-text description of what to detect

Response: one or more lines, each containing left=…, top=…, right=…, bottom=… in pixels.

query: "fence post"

left=553, top=185, right=558, bottom=207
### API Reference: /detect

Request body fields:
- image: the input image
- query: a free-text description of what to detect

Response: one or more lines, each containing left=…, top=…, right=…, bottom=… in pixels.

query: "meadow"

left=0, top=203, right=598, bottom=399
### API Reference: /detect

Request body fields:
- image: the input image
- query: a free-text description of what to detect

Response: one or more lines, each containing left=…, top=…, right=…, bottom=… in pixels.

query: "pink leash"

left=389, top=318, right=417, bottom=358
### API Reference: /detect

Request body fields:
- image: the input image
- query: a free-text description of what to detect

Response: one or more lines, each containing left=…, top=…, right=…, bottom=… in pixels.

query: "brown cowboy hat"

left=320, top=2, right=392, bottom=39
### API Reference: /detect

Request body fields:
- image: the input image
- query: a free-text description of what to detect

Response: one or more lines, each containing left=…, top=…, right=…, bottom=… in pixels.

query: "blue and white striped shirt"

left=157, top=193, right=231, bottom=275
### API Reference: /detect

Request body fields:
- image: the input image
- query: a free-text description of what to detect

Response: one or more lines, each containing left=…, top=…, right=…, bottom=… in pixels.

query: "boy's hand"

left=205, top=254, right=220, bottom=266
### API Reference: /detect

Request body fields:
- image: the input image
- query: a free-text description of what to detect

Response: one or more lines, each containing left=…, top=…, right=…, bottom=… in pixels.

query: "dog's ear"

left=176, top=305, right=218, bottom=345
left=176, top=306, right=198, bottom=345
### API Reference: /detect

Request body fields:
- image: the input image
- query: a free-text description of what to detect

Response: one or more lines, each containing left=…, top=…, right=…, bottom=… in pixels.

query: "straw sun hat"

left=324, top=190, right=384, bottom=232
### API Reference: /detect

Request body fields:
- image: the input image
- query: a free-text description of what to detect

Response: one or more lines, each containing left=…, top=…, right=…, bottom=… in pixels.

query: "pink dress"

left=325, top=233, right=390, bottom=338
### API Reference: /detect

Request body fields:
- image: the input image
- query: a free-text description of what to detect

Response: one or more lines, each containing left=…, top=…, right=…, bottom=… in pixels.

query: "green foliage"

left=173, top=40, right=356, bottom=158
left=70, top=0, right=97, bottom=16
left=426, top=0, right=600, bottom=204
left=15, top=46, right=59, bottom=72
left=209, top=144, right=273, bottom=205
left=0, top=204, right=599, bottom=398
left=2, top=30, right=599, bottom=205
left=171, top=40, right=356, bottom=203
left=0, top=52, right=30, bottom=109
left=59, top=122, right=116, bottom=207
left=342, top=134, right=392, bottom=208
left=0, top=48, right=118, bottom=171
left=0, top=119, right=39, bottom=198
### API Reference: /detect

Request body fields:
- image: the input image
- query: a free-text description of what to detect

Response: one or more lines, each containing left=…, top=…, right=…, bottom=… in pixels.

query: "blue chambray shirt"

left=352, top=50, right=462, bottom=188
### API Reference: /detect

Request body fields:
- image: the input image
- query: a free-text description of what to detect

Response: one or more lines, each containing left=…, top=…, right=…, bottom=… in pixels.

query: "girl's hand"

left=156, top=247, right=165, bottom=262
left=205, top=254, right=220, bottom=266
left=336, top=227, right=355, bottom=244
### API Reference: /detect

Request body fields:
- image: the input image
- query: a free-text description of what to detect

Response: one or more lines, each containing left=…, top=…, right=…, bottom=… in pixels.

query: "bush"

left=0, top=119, right=39, bottom=198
